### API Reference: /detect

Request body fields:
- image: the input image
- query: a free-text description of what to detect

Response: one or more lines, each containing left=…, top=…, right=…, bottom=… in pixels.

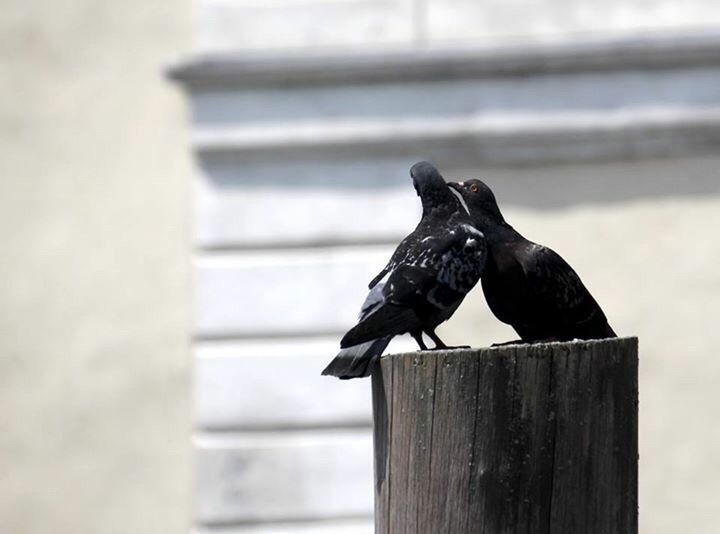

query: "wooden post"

left=371, top=337, right=638, bottom=534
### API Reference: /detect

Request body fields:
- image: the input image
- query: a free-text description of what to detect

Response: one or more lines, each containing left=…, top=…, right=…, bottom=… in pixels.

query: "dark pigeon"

left=449, top=179, right=616, bottom=343
left=322, top=162, right=487, bottom=379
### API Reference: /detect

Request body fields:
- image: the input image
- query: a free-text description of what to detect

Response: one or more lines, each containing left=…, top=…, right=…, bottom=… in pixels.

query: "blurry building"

left=170, top=2, right=720, bottom=534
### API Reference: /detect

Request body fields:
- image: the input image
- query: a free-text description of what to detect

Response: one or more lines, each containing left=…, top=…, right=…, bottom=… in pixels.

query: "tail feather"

left=340, top=304, right=419, bottom=348
left=603, top=322, right=617, bottom=338
left=321, top=336, right=392, bottom=379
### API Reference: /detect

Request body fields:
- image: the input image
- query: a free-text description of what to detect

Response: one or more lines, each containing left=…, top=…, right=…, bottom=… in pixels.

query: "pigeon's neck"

left=422, top=204, right=455, bottom=221
left=475, top=216, right=522, bottom=245
left=420, top=189, right=458, bottom=218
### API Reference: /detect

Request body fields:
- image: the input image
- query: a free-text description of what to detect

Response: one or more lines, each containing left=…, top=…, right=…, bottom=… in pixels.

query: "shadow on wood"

left=371, top=337, right=638, bottom=534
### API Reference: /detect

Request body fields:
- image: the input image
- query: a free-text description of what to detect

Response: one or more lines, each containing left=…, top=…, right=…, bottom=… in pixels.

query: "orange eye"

left=470, top=184, right=479, bottom=193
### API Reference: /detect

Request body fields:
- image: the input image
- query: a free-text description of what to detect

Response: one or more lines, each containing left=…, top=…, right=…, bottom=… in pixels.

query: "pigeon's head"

left=448, top=179, right=504, bottom=223
left=409, top=161, right=455, bottom=211
left=410, top=161, right=443, bottom=193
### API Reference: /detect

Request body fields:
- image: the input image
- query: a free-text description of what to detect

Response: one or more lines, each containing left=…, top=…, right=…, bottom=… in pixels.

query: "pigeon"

left=448, top=179, right=616, bottom=343
left=321, top=162, right=487, bottom=379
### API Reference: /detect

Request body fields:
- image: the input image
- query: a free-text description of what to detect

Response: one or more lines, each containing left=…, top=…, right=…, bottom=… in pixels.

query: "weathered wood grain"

left=371, top=360, right=392, bottom=534
left=372, top=337, right=638, bottom=534
left=427, top=350, right=481, bottom=533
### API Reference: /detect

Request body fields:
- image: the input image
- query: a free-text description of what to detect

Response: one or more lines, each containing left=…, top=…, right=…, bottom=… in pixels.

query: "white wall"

left=0, top=2, right=191, bottom=533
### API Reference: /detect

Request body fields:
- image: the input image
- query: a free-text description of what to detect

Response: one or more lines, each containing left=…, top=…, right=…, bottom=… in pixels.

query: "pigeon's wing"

left=367, top=232, right=419, bottom=289
left=322, top=282, right=393, bottom=378
left=432, top=224, right=487, bottom=296
left=339, top=303, right=420, bottom=348
left=358, top=281, right=387, bottom=320
left=519, top=244, right=614, bottom=338
left=368, top=262, right=392, bottom=290
left=386, top=224, right=486, bottom=309
left=342, top=233, right=425, bottom=347
left=341, top=224, right=485, bottom=347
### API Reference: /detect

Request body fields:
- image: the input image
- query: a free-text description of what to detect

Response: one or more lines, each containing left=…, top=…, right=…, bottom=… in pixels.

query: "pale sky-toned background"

left=2, top=1, right=720, bottom=533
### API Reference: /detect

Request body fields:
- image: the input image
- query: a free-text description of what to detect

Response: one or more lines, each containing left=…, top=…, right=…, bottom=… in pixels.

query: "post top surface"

left=381, top=336, right=638, bottom=361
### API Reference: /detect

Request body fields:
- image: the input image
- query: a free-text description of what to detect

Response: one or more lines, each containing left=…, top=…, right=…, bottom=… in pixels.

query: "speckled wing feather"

left=341, top=222, right=486, bottom=347
left=368, top=228, right=421, bottom=289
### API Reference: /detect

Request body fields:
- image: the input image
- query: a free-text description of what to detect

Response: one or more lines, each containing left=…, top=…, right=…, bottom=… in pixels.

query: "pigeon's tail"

left=602, top=322, right=617, bottom=338
left=321, top=336, right=392, bottom=379
left=340, top=304, right=419, bottom=348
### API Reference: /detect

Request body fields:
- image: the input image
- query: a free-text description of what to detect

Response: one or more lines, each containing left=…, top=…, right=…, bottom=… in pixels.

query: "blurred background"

left=2, top=1, right=720, bottom=533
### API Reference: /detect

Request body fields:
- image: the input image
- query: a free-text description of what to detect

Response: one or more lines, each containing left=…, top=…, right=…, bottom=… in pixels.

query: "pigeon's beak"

left=447, top=182, right=464, bottom=193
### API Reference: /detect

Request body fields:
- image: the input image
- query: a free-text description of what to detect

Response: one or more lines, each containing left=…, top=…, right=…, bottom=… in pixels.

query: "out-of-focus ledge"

left=194, top=108, right=720, bottom=167
left=168, top=31, right=720, bottom=90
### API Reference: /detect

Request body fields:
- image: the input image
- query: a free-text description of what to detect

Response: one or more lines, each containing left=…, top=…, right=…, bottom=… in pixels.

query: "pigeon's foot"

left=411, top=331, right=428, bottom=351
left=422, top=332, right=470, bottom=350
left=425, top=330, right=446, bottom=349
